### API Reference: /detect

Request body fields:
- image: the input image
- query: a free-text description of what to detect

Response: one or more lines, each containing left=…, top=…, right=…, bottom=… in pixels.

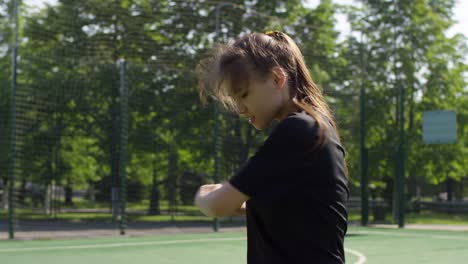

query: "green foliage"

left=61, top=136, right=103, bottom=187
left=346, top=0, right=467, bottom=200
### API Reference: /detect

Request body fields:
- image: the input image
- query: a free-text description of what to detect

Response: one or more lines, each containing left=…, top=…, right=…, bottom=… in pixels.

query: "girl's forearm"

left=194, top=183, right=248, bottom=217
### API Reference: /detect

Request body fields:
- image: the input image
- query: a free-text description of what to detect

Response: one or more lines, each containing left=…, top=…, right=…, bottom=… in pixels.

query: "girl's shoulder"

left=278, top=110, right=342, bottom=146
left=270, top=111, right=319, bottom=144
left=279, top=110, right=318, bottom=133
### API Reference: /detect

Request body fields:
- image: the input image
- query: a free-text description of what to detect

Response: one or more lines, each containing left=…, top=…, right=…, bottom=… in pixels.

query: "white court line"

left=0, top=236, right=367, bottom=263
left=1, top=236, right=367, bottom=264
left=343, top=229, right=468, bottom=264
left=0, top=237, right=245, bottom=253
left=1, top=230, right=464, bottom=263
left=351, top=230, right=468, bottom=241
left=345, top=248, right=367, bottom=264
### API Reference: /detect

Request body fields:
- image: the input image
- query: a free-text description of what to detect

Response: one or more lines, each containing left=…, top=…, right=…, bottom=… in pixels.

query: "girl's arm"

left=194, top=182, right=248, bottom=217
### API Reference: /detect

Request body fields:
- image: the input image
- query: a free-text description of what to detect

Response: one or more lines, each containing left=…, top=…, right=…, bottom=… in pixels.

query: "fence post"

left=119, top=59, right=128, bottom=235
left=211, top=2, right=231, bottom=233
left=359, top=34, right=369, bottom=226
left=360, top=147, right=369, bottom=225
left=8, top=0, right=20, bottom=240
left=111, top=63, right=120, bottom=223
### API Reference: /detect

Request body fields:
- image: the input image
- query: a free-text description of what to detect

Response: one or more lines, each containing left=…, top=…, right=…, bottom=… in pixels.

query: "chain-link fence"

left=0, top=0, right=355, bottom=239
left=1, top=0, right=466, bottom=240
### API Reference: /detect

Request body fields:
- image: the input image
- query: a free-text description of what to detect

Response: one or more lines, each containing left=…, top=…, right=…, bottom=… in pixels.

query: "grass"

left=0, top=210, right=231, bottom=224
left=347, top=209, right=468, bottom=225
left=1, top=200, right=467, bottom=225
left=405, top=211, right=468, bottom=225
left=0, top=201, right=228, bottom=223
left=30, top=198, right=200, bottom=212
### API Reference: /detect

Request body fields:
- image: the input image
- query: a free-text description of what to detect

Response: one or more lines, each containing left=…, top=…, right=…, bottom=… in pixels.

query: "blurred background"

left=0, top=0, right=466, bottom=240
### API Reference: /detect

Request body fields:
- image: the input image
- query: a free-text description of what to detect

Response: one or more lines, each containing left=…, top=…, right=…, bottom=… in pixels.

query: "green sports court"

left=1, top=227, right=468, bottom=264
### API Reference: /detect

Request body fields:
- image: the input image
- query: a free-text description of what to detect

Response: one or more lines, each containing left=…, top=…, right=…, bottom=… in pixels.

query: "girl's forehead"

left=217, top=56, right=274, bottom=97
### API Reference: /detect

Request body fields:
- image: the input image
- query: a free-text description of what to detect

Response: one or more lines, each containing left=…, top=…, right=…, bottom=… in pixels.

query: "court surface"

left=1, top=227, right=467, bottom=264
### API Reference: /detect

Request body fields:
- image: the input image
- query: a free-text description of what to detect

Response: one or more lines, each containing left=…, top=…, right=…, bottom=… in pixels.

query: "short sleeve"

left=228, top=114, right=319, bottom=198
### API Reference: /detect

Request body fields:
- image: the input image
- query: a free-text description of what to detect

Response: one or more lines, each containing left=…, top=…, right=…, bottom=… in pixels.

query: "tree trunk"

left=166, top=147, right=178, bottom=220
left=18, top=178, right=26, bottom=206
left=446, top=178, right=453, bottom=202
left=65, top=178, right=73, bottom=206
left=148, top=156, right=160, bottom=215
left=148, top=183, right=161, bottom=215
left=110, top=76, right=120, bottom=222
left=87, top=182, right=96, bottom=205
left=1, top=178, right=8, bottom=209
left=44, top=184, right=52, bottom=215
left=458, top=179, right=464, bottom=201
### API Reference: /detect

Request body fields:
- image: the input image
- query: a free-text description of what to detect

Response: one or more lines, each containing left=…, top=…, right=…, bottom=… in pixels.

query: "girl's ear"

left=271, top=66, right=287, bottom=89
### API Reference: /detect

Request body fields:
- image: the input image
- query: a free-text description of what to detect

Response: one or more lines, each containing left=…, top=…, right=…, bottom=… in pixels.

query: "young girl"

left=195, top=31, right=349, bottom=264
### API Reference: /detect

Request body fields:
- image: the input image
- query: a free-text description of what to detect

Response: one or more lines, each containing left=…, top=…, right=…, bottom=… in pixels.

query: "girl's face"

left=233, top=67, right=290, bottom=130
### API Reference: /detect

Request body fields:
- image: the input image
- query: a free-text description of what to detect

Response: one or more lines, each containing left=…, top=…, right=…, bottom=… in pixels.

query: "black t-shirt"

left=229, top=111, right=349, bottom=264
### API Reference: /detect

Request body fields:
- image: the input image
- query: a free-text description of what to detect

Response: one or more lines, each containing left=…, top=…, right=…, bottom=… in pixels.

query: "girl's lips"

left=248, top=116, right=255, bottom=124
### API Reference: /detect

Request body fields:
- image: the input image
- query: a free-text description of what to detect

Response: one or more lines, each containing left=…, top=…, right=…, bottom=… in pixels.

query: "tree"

left=346, top=0, right=467, bottom=205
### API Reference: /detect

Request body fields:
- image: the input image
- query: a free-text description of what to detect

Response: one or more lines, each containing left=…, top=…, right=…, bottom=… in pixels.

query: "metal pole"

left=359, top=33, right=369, bottom=226
left=119, top=59, right=128, bottom=235
left=8, top=0, right=20, bottom=240
left=397, top=68, right=405, bottom=228
left=111, top=64, right=119, bottom=223
left=212, top=2, right=234, bottom=233
left=393, top=0, right=405, bottom=228
left=213, top=105, right=220, bottom=232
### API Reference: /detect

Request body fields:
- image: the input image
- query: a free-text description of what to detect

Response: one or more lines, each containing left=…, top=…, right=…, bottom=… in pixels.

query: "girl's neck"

left=275, top=100, right=300, bottom=121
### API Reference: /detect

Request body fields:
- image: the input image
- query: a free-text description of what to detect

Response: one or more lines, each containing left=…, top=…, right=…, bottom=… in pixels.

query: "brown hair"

left=197, top=31, right=341, bottom=149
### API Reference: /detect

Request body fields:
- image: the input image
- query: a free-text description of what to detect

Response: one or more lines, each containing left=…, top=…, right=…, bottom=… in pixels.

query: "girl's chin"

left=252, top=120, right=269, bottom=130
left=246, top=116, right=270, bottom=130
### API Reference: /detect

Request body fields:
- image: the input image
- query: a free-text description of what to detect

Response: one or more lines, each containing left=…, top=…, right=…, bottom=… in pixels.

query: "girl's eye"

left=241, top=92, right=248, bottom=98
